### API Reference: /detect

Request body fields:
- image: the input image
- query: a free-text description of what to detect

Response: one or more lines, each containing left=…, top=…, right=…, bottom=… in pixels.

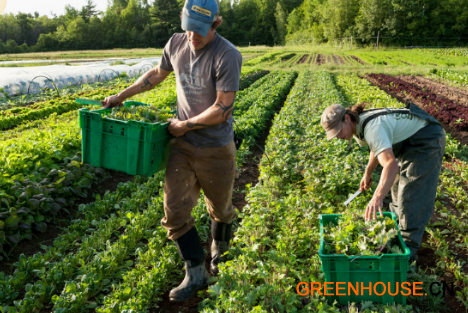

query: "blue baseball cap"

left=182, top=0, right=220, bottom=37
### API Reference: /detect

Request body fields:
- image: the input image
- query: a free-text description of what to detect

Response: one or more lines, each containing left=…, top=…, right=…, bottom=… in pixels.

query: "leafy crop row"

left=429, top=68, right=468, bottom=87
left=0, top=69, right=267, bottom=255
left=200, top=71, right=375, bottom=312
left=0, top=68, right=295, bottom=312
left=243, top=52, right=284, bottom=67
left=201, top=71, right=448, bottom=312
left=0, top=76, right=151, bottom=131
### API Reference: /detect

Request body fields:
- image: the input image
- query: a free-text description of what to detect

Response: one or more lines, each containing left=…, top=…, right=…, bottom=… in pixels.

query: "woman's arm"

left=360, top=150, right=379, bottom=191
left=365, top=148, right=399, bottom=220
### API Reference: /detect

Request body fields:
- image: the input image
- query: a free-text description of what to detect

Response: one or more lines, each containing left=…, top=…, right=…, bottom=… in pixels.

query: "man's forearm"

left=184, top=100, right=233, bottom=130
left=116, top=68, right=167, bottom=101
left=168, top=91, right=236, bottom=138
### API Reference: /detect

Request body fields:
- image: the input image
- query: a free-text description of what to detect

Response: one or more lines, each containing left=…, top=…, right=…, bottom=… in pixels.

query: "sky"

left=2, top=0, right=109, bottom=17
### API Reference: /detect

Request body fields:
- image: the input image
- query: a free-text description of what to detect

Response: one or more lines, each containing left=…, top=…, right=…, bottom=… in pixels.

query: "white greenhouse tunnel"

left=0, top=57, right=161, bottom=97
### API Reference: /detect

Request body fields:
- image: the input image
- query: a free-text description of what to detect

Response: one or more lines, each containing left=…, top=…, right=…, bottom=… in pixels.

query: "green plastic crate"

left=318, top=212, right=411, bottom=305
left=79, top=100, right=172, bottom=176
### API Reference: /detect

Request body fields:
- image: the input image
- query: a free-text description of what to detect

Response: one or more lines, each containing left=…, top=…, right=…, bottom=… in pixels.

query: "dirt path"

left=298, top=54, right=309, bottom=64
left=398, top=75, right=468, bottom=107
left=350, top=55, right=366, bottom=65
left=315, top=54, right=326, bottom=65
left=308, top=54, right=315, bottom=64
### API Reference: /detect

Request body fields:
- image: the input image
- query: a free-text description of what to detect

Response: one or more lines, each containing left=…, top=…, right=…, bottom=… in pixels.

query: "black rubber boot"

left=170, top=227, right=209, bottom=302
left=210, top=220, right=233, bottom=276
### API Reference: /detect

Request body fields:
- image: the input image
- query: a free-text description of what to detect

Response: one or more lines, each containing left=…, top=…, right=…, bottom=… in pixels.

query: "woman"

left=321, top=102, right=445, bottom=260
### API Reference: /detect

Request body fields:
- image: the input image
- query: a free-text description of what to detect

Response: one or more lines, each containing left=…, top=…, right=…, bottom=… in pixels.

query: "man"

left=320, top=103, right=445, bottom=261
left=103, top=0, right=242, bottom=302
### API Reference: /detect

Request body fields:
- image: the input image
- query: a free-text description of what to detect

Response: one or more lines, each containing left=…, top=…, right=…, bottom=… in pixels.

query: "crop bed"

left=365, top=73, right=468, bottom=145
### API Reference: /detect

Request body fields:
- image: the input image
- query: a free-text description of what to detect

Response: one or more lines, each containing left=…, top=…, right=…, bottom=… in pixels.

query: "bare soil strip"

left=298, top=54, right=309, bottom=64
left=399, top=60, right=413, bottom=66
left=332, top=54, right=345, bottom=65
left=364, top=73, right=468, bottom=146
left=315, top=54, right=326, bottom=65
left=398, top=75, right=468, bottom=107
left=350, top=55, right=366, bottom=65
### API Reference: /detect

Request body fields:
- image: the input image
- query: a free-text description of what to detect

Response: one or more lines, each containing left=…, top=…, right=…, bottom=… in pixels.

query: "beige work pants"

left=161, top=138, right=237, bottom=240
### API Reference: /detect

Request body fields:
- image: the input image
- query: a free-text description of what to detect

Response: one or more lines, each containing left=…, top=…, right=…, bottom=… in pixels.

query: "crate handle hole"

left=121, top=128, right=125, bottom=135
left=110, top=125, right=113, bottom=133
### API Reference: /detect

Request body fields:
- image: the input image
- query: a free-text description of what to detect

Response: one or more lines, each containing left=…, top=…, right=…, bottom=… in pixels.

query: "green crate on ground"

left=318, top=212, right=411, bottom=305
left=79, top=100, right=172, bottom=176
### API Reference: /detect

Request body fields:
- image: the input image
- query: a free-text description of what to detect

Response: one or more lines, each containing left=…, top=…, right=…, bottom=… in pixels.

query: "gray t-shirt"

left=159, top=33, right=242, bottom=147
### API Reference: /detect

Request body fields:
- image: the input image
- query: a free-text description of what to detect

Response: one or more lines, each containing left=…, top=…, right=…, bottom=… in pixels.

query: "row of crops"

left=1, top=62, right=468, bottom=312
left=0, top=68, right=269, bottom=258
left=199, top=70, right=468, bottom=312
left=0, top=69, right=299, bottom=312
left=244, top=49, right=468, bottom=68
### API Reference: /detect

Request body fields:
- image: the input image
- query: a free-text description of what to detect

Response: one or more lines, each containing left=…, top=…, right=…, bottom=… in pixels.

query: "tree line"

left=1, top=0, right=467, bottom=54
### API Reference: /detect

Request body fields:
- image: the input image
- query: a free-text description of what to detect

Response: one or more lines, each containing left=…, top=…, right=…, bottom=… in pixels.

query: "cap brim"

left=326, top=124, right=341, bottom=140
left=182, top=14, right=210, bottom=37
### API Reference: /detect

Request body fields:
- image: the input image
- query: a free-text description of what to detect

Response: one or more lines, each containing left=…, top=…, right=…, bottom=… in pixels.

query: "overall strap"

left=357, top=108, right=411, bottom=140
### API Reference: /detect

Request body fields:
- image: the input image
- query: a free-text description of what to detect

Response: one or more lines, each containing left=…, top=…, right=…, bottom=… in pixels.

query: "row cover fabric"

left=0, top=57, right=161, bottom=97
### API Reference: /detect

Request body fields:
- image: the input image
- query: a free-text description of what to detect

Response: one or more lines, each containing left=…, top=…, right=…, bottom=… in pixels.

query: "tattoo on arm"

left=215, top=101, right=234, bottom=120
left=141, top=75, right=154, bottom=89
left=187, top=122, right=209, bottom=128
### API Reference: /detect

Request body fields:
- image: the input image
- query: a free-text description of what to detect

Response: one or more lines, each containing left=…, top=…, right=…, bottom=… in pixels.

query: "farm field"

left=1, top=47, right=468, bottom=312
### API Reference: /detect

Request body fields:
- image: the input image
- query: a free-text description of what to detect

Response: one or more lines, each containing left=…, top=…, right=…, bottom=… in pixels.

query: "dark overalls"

left=358, top=103, right=446, bottom=257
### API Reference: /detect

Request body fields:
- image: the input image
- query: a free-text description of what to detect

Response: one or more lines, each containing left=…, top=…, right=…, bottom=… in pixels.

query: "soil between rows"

left=398, top=75, right=468, bottom=108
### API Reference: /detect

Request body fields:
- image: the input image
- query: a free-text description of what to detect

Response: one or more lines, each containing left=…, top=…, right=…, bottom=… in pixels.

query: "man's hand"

left=168, top=119, right=188, bottom=137
left=102, top=94, right=124, bottom=109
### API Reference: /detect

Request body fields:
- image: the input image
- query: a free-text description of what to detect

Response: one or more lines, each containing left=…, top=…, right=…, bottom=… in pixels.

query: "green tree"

left=321, top=0, right=360, bottom=41
left=274, top=2, right=287, bottom=45
left=5, top=39, right=20, bottom=53
left=149, top=0, right=181, bottom=47
left=355, top=0, right=392, bottom=42
left=80, top=0, right=100, bottom=21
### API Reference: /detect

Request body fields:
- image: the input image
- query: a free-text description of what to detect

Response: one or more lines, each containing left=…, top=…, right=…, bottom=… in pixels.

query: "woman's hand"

left=363, top=148, right=399, bottom=221
left=365, top=195, right=384, bottom=221
left=360, top=173, right=373, bottom=191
